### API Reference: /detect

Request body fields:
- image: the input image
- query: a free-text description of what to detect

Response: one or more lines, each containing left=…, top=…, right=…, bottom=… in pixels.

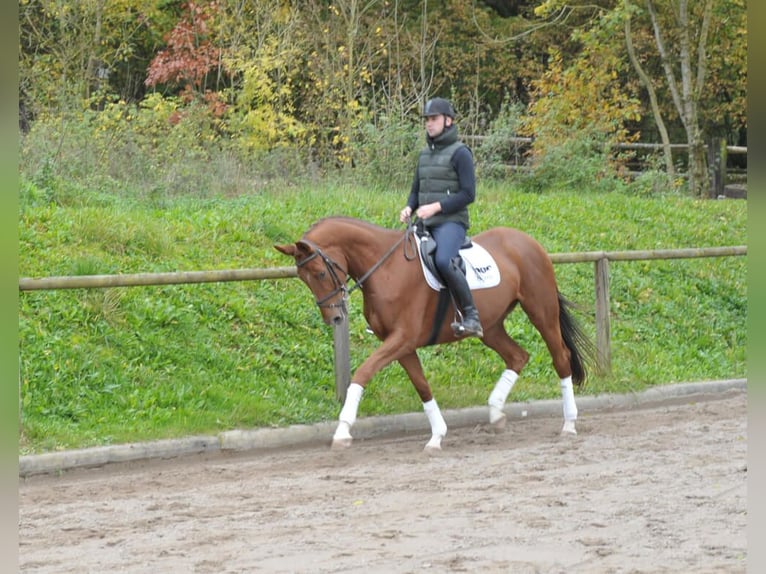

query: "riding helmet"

left=422, top=97, right=456, bottom=119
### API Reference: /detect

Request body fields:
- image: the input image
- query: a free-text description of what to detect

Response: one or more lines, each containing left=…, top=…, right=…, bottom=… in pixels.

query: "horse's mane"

left=304, top=216, right=396, bottom=237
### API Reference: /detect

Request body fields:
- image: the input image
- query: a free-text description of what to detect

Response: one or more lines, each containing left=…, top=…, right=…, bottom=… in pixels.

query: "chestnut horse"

left=275, top=216, right=597, bottom=451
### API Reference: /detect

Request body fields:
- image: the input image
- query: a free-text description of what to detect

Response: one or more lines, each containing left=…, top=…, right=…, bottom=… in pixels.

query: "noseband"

left=295, top=227, right=417, bottom=310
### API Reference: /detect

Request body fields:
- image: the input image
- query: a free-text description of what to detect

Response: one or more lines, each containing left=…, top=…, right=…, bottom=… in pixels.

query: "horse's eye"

left=317, top=271, right=327, bottom=280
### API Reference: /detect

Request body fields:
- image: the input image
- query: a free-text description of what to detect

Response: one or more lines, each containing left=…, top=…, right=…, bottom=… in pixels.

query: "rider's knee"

left=449, top=256, right=466, bottom=274
left=434, top=255, right=452, bottom=275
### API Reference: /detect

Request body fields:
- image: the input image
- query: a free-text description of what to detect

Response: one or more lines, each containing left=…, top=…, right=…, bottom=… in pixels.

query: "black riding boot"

left=443, top=257, right=483, bottom=338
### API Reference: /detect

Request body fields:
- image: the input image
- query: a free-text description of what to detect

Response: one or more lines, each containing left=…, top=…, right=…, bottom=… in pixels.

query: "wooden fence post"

left=708, top=137, right=726, bottom=198
left=332, top=308, right=351, bottom=403
left=594, top=257, right=612, bottom=373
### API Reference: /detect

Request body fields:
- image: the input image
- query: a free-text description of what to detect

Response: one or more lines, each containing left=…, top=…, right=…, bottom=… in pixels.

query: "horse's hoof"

left=424, top=435, right=443, bottom=453
left=331, top=437, right=353, bottom=449
left=489, top=407, right=506, bottom=430
left=423, top=443, right=443, bottom=456
left=561, top=420, right=577, bottom=435
left=491, top=415, right=507, bottom=432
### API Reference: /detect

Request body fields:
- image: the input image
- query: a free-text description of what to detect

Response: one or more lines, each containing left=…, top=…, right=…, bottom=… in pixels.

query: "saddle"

left=413, top=227, right=499, bottom=345
left=418, top=232, right=472, bottom=285
left=413, top=228, right=501, bottom=292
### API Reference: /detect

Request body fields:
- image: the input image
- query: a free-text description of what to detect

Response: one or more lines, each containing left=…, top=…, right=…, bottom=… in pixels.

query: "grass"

left=18, top=180, right=747, bottom=454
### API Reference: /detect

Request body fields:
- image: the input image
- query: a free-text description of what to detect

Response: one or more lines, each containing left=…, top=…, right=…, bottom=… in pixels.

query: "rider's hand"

left=399, top=206, right=412, bottom=223
left=415, top=202, right=442, bottom=220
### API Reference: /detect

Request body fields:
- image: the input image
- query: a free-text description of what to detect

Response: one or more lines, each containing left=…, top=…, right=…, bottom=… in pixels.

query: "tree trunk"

left=623, top=1, right=674, bottom=181
left=646, top=0, right=713, bottom=196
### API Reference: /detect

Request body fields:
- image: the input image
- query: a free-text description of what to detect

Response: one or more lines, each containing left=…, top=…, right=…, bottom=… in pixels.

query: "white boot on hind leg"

left=560, top=376, right=578, bottom=436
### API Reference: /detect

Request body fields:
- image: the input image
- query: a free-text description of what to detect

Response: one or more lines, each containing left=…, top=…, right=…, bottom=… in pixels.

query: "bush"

left=345, top=113, right=421, bottom=188
left=475, top=97, right=527, bottom=180
left=19, top=95, right=323, bottom=203
left=518, top=129, right=630, bottom=194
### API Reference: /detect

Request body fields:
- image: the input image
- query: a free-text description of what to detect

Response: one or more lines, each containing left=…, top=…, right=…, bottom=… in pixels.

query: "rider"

left=399, top=97, right=483, bottom=338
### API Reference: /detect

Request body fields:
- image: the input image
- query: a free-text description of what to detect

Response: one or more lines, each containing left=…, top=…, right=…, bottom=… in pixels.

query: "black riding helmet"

left=422, top=97, right=455, bottom=119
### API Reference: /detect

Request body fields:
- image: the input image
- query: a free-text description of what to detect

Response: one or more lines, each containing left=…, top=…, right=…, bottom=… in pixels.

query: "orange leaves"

left=145, top=1, right=223, bottom=91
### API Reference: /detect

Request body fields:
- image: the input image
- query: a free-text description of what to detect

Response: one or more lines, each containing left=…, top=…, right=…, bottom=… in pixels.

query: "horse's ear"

left=295, top=240, right=314, bottom=257
left=274, top=241, right=313, bottom=259
left=274, top=243, right=297, bottom=257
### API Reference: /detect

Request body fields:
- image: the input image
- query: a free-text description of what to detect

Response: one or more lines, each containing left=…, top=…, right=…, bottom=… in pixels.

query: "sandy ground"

left=19, top=391, right=747, bottom=573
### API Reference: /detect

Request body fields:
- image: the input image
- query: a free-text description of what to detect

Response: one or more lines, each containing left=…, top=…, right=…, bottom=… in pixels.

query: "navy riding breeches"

left=429, top=221, right=467, bottom=278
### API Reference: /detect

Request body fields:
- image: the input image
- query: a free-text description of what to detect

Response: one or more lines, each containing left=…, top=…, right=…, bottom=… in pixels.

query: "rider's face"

left=425, top=114, right=448, bottom=138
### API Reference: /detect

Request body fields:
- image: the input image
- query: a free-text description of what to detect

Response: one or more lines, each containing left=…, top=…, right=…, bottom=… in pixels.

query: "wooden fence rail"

left=19, top=245, right=747, bottom=401
left=463, top=134, right=748, bottom=156
left=463, top=136, right=748, bottom=198
left=548, top=245, right=747, bottom=374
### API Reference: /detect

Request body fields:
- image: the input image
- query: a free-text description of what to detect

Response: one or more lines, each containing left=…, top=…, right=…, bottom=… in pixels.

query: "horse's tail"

left=558, top=291, right=598, bottom=387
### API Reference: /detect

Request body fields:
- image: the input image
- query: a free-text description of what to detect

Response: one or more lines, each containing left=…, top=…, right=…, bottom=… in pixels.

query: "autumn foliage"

left=145, top=2, right=223, bottom=97
left=19, top=0, right=747, bottom=193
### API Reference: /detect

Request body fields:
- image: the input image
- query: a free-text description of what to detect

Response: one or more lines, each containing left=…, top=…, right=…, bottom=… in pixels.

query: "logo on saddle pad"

left=415, top=234, right=501, bottom=291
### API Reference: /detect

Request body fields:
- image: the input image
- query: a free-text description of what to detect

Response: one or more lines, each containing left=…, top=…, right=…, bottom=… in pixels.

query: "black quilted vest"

left=416, top=126, right=469, bottom=229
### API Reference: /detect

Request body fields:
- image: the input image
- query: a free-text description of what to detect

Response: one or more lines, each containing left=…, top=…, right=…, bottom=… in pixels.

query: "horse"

left=275, top=216, right=598, bottom=451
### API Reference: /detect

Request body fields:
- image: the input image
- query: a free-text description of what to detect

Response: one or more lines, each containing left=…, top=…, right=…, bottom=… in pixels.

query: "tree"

left=621, top=0, right=745, bottom=196
left=20, top=0, right=745, bottom=184
left=19, top=0, right=174, bottom=116
left=522, top=7, right=642, bottom=169
left=299, top=0, right=390, bottom=165
left=533, top=0, right=746, bottom=195
left=218, top=0, right=308, bottom=152
left=145, top=1, right=224, bottom=98
left=623, top=0, right=674, bottom=180
left=645, top=0, right=713, bottom=196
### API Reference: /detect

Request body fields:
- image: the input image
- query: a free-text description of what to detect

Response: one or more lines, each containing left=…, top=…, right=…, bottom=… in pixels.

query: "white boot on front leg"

left=423, top=398, right=448, bottom=451
left=332, top=383, right=364, bottom=449
left=560, top=376, right=578, bottom=435
left=488, top=369, right=518, bottom=430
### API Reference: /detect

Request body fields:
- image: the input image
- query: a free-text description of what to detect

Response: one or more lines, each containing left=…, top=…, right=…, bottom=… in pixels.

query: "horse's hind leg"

left=480, top=324, right=530, bottom=429
left=521, top=296, right=579, bottom=436
left=398, top=352, right=447, bottom=451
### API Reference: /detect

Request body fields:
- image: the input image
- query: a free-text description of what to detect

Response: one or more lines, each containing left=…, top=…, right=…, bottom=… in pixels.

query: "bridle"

left=295, top=240, right=349, bottom=309
left=296, top=224, right=419, bottom=310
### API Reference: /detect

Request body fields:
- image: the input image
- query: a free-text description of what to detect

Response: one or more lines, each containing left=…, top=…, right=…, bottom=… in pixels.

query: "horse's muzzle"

left=318, top=306, right=345, bottom=326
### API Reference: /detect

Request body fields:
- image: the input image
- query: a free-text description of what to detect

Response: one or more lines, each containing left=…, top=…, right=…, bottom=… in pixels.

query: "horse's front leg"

left=332, top=335, right=414, bottom=449
left=398, top=352, right=447, bottom=451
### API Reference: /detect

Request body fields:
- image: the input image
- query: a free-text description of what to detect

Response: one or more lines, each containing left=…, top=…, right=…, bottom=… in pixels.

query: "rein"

left=297, top=224, right=418, bottom=309
left=349, top=224, right=418, bottom=294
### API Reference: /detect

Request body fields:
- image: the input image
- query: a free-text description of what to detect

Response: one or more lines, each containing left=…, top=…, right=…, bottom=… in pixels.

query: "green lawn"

left=18, top=182, right=747, bottom=454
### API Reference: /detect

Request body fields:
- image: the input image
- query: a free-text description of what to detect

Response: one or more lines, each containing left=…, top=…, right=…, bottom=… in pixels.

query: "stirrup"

left=451, top=319, right=483, bottom=338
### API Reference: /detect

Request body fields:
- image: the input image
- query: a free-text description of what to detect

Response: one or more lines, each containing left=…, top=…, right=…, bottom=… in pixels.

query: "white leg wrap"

left=423, top=398, right=447, bottom=446
left=333, top=383, right=364, bottom=444
left=338, top=383, right=364, bottom=426
left=560, top=376, right=578, bottom=421
left=488, top=369, right=518, bottom=425
left=488, top=369, right=518, bottom=410
left=333, top=421, right=352, bottom=442
left=424, top=399, right=448, bottom=437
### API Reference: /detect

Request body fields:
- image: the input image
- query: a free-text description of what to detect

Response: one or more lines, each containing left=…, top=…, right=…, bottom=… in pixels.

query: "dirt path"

left=19, top=391, right=747, bottom=573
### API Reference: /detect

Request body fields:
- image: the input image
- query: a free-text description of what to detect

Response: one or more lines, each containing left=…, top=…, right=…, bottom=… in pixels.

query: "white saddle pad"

left=415, top=234, right=501, bottom=291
